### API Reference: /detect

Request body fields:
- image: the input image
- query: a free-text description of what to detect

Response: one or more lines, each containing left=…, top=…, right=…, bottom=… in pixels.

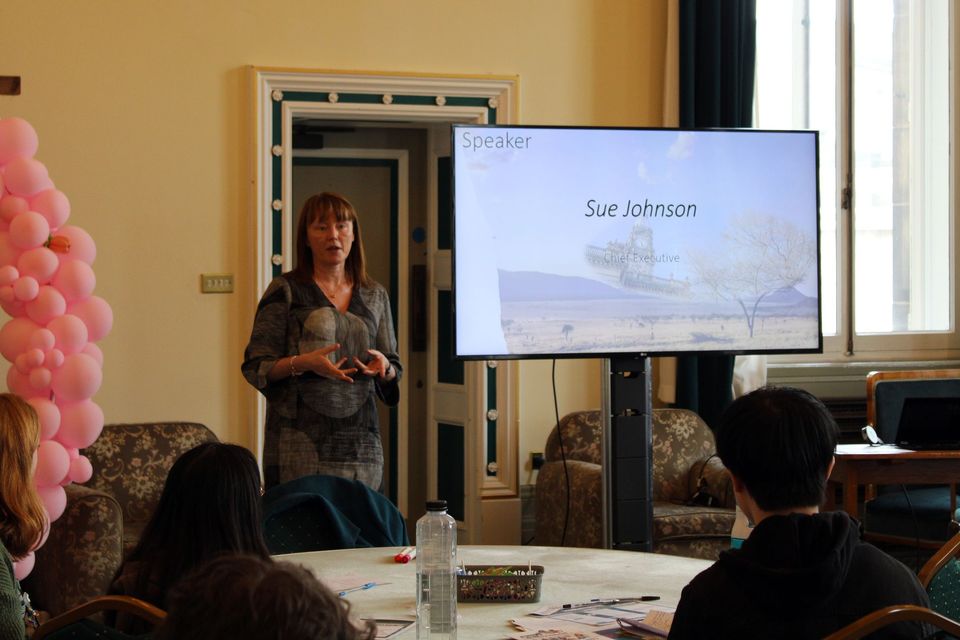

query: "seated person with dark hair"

left=155, top=554, right=376, bottom=640
left=669, top=386, right=931, bottom=640
left=108, top=442, right=271, bottom=634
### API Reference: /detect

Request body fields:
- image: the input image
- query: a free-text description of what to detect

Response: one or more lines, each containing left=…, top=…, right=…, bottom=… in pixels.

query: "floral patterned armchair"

left=84, top=422, right=219, bottom=555
left=24, top=422, right=218, bottom=615
left=534, top=409, right=736, bottom=560
left=22, top=484, right=123, bottom=616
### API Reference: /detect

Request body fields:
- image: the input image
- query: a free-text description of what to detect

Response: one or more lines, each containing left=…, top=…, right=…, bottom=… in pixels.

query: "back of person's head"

left=156, top=554, right=376, bottom=640
left=0, top=393, right=46, bottom=558
left=123, top=442, right=270, bottom=602
left=716, top=385, right=838, bottom=512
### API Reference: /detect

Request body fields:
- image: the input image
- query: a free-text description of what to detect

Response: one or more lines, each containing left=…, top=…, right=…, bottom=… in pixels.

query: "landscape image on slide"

left=453, top=126, right=821, bottom=358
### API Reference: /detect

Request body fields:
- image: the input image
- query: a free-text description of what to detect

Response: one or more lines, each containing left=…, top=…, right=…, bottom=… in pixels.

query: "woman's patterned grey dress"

left=242, top=274, right=401, bottom=489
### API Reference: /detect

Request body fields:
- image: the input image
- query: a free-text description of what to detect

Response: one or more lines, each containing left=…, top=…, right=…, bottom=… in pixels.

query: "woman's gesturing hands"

left=298, top=343, right=356, bottom=382
left=295, top=346, right=396, bottom=383
left=354, top=348, right=396, bottom=381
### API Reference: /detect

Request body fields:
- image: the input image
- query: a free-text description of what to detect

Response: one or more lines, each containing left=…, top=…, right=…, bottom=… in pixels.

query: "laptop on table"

left=895, top=396, right=960, bottom=451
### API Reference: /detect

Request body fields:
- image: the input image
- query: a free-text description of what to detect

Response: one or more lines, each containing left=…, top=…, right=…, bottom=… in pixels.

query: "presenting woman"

left=243, top=192, right=401, bottom=490
left=0, top=394, right=46, bottom=638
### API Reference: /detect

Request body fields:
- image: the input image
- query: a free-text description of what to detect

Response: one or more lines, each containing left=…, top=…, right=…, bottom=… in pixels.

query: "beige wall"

left=1, top=1, right=668, bottom=457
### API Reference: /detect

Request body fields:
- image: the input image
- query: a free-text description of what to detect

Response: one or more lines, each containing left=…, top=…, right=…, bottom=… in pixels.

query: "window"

left=755, top=0, right=956, bottom=360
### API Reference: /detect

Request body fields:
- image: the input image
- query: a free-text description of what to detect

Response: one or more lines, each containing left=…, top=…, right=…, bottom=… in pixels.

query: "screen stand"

left=601, top=355, right=654, bottom=551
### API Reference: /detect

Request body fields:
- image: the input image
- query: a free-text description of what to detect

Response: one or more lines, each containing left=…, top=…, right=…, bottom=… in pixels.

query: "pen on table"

left=394, top=546, right=416, bottom=563
left=561, top=596, right=660, bottom=609
left=338, top=582, right=388, bottom=597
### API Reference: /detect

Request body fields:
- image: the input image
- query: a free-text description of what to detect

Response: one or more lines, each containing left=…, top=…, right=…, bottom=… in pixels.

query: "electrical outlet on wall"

left=201, top=273, right=234, bottom=293
left=531, top=451, right=545, bottom=470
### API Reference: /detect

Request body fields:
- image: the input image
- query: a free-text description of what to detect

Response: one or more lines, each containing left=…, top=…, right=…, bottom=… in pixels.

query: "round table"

left=280, top=544, right=712, bottom=638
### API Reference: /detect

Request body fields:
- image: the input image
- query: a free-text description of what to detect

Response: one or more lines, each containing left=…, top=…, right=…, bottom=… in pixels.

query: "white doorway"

left=252, top=69, right=521, bottom=543
left=292, top=145, right=409, bottom=506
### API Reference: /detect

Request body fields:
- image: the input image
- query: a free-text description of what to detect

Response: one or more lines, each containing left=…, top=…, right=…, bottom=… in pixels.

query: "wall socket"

left=200, top=273, right=234, bottom=294
left=531, top=451, right=545, bottom=470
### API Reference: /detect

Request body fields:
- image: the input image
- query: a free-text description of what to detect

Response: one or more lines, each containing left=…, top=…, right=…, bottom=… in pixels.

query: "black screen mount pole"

left=602, top=355, right=654, bottom=551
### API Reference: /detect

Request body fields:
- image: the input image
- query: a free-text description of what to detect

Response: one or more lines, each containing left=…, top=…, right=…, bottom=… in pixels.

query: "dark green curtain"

left=674, top=0, right=757, bottom=431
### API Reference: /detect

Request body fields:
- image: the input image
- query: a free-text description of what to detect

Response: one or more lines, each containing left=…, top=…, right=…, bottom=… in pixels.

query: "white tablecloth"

left=280, top=544, right=712, bottom=638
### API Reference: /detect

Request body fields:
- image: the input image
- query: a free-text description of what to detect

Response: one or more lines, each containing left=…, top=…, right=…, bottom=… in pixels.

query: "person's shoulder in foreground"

left=669, top=510, right=930, bottom=639
left=668, top=385, right=931, bottom=640
left=154, top=554, right=376, bottom=640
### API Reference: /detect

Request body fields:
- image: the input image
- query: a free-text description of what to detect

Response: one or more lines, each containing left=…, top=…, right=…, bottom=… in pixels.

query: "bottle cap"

left=425, top=499, right=448, bottom=511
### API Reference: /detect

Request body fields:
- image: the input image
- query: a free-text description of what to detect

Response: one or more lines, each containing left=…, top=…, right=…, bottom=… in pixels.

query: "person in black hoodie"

left=669, top=386, right=932, bottom=640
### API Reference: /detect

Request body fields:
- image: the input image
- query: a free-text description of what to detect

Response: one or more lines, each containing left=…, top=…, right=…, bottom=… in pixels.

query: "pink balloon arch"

left=0, top=117, right=112, bottom=579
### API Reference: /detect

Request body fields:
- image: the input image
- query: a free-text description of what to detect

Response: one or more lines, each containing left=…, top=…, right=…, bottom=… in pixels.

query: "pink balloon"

left=37, top=485, right=66, bottom=521
left=13, top=353, right=29, bottom=374
left=44, top=348, right=64, bottom=369
left=67, top=446, right=79, bottom=461
left=12, top=552, right=34, bottom=581
left=81, top=342, right=103, bottom=366
left=0, top=231, right=22, bottom=266
left=4, top=158, right=52, bottom=197
left=25, top=347, right=43, bottom=366
left=27, top=397, right=61, bottom=440
left=57, top=400, right=104, bottom=449
left=0, top=316, right=40, bottom=361
left=51, top=352, right=102, bottom=402
left=17, top=247, right=58, bottom=284
left=32, top=520, right=50, bottom=552
left=0, top=285, right=13, bottom=304
left=6, top=367, right=33, bottom=397
left=29, top=189, right=70, bottom=230
left=68, top=296, right=112, bottom=342
left=0, top=118, right=39, bottom=164
left=0, top=196, right=28, bottom=223
left=47, top=314, right=88, bottom=354
left=13, top=276, right=39, bottom=301
left=0, top=296, right=25, bottom=318
left=54, top=225, right=95, bottom=264
left=9, top=210, right=50, bottom=249
left=0, top=265, right=18, bottom=286
left=26, top=285, right=66, bottom=325
left=29, top=328, right=55, bottom=351
left=15, top=347, right=43, bottom=373
left=52, top=261, right=95, bottom=302
left=28, top=367, right=51, bottom=391
left=69, top=455, right=93, bottom=484
left=35, top=440, right=70, bottom=487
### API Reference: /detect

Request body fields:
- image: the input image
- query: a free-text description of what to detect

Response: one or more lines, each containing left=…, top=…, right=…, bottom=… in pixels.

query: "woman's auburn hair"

left=291, top=192, right=371, bottom=288
left=0, top=393, right=47, bottom=559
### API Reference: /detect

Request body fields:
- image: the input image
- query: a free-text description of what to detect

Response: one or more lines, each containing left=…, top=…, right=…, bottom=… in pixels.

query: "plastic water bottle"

left=416, top=500, right=457, bottom=639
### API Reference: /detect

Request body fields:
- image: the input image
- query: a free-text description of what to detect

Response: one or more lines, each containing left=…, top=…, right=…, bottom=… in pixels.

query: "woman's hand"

left=355, top=348, right=396, bottom=381
left=299, top=344, right=356, bottom=382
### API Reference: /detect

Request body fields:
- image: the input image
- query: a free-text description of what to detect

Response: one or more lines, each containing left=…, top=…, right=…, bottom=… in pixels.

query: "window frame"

left=766, top=0, right=960, bottom=372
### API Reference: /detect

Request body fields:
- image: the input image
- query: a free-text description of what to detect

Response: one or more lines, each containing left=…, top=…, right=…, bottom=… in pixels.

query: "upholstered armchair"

left=84, top=422, right=219, bottom=555
left=534, top=409, right=736, bottom=560
left=24, top=422, right=218, bottom=616
left=23, top=484, right=123, bottom=617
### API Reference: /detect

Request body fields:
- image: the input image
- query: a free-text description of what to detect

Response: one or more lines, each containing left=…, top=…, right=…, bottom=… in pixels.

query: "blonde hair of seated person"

left=0, top=393, right=46, bottom=559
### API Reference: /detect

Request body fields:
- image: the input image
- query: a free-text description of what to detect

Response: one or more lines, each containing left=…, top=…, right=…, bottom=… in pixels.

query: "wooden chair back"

left=866, top=368, right=960, bottom=441
left=919, top=530, right=960, bottom=588
left=918, top=530, right=960, bottom=621
left=822, top=604, right=960, bottom=640
left=33, top=595, right=166, bottom=640
left=862, top=369, right=960, bottom=548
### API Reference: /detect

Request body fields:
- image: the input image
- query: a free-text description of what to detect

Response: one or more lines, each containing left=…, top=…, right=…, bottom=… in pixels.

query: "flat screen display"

left=452, top=125, right=822, bottom=360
